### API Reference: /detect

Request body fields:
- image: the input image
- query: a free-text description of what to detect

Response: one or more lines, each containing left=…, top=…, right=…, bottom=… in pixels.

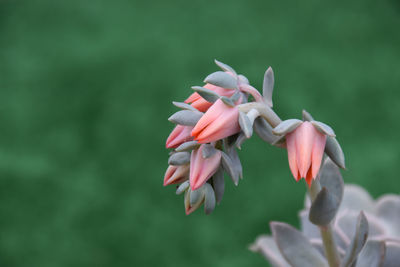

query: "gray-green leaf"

left=172, top=101, right=198, bottom=112
left=168, top=110, right=203, bottom=126
left=204, top=71, right=238, bottom=89
left=270, top=222, right=328, bottom=267
left=239, top=111, right=253, bottom=138
left=263, top=67, right=274, bottom=107
left=214, top=59, right=237, bottom=76
left=355, top=240, right=386, bottom=267
left=309, top=187, right=340, bottom=226
left=272, top=119, right=302, bottom=136
left=191, top=86, right=220, bottom=103
left=341, top=212, right=369, bottom=267
left=311, top=121, right=336, bottom=137
left=212, top=167, right=225, bottom=204
left=168, top=152, right=190, bottom=165
left=176, top=181, right=190, bottom=195
left=175, top=141, right=200, bottom=152
left=203, top=183, right=216, bottom=215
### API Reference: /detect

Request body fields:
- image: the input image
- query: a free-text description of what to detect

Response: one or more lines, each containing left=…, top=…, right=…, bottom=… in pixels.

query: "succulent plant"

left=250, top=158, right=400, bottom=267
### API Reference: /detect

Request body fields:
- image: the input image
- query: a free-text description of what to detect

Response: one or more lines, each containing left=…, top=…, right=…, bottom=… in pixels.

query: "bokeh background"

left=0, top=0, right=399, bottom=266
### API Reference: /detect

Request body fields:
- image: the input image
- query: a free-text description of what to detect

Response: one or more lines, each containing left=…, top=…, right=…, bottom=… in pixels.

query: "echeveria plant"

left=163, top=60, right=400, bottom=266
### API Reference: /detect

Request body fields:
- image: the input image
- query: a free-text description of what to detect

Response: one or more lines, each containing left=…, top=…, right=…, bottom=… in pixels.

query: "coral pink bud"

left=190, top=145, right=222, bottom=190
left=185, top=83, right=236, bottom=112
left=166, top=125, right=194, bottom=149
left=163, top=164, right=189, bottom=186
left=285, top=121, right=327, bottom=186
left=191, top=99, right=240, bottom=144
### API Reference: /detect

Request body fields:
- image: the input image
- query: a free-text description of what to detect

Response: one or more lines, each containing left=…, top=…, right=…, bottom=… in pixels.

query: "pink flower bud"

left=191, top=99, right=240, bottom=144
left=184, top=83, right=236, bottom=112
left=285, top=121, right=327, bottom=186
left=165, top=125, right=194, bottom=149
left=189, top=144, right=222, bottom=190
left=163, top=164, right=189, bottom=186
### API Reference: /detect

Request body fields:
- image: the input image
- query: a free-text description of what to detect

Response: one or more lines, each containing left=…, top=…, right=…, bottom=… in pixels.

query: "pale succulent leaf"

left=172, top=101, right=198, bottom=112
left=383, top=241, right=400, bottom=267
left=175, top=141, right=200, bottom=152
left=214, top=59, right=237, bottom=76
left=220, top=96, right=235, bottom=106
left=339, top=185, right=374, bottom=213
left=238, top=74, right=249, bottom=85
left=168, top=151, right=190, bottom=165
left=168, top=110, right=203, bottom=126
left=319, top=157, right=344, bottom=204
left=176, top=181, right=189, bottom=195
left=375, top=195, right=400, bottom=237
left=270, top=222, right=328, bottom=267
left=272, top=119, right=302, bottom=136
left=204, top=183, right=216, bottom=215
left=202, top=144, right=217, bottom=158
left=221, top=151, right=239, bottom=185
left=355, top=240, right=386, bottom=267
left=191, top=86, right=220, bottom=103
left=302, top=109, right=314, bottom=121
left=204, top=71, right=238, bottom=89
left=325, top=137, right=346, bottom=169
left=190, top=187, right=205, bottom=206
left=254, top=117, right=281, bottom=144
left=309, top=187, right=340, bottom=226
left=263, top=67, right=274, bottom=107
left=212, top=167, right=225, bottom=204
left=311, top=121, right=336, bottom=137
left=239, top=111, right=253, bottom=138
left=249, top=235, right=290, bottom=267
left=341, top=212, right=369, bottom=267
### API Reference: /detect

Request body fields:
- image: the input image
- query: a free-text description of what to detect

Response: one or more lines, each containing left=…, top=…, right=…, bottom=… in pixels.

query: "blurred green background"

left=0, top=0, right=399, bottom=266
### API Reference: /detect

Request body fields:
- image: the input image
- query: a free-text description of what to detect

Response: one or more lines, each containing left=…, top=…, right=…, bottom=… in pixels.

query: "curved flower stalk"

left=164, top=60, right=346, bottom=216
left=162, top=59, right=400, bottom=267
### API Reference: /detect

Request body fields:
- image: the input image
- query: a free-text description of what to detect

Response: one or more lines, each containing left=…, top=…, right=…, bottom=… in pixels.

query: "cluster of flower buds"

left=164, top=60, right=346, bottom=215
left=251, top=158, right=400, bottom=267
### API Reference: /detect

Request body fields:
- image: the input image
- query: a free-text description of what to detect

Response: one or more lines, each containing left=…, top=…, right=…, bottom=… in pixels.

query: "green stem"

left=309, top=179, right=340, bottom=267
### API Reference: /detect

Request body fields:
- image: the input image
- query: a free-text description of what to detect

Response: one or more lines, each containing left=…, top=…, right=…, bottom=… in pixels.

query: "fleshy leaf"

left=212, top=167, right=225, bottom=204
left=355, top=240, right=386, bottom=267
left=176, top=181, right=189, bottom=195
left=220, top=96, right=235, bottom=106
left=191, top=86, right=220, bottom=103
left=238, top=74, right=249, bottom=85
left=270, top=222, right=328, bottom=267
left=325, top=137, right=346, bottom=169
left=168, top=152, right=190, bottom=165
left=309, top=187, right=340, bottom=226
left=341, top=212, right=369, bottom=267
left=263, top=67, right=274, bottom=107
left=203, top=183, right=216, bottom=215
left=221, top=151, right=239, bottom=185
left=319, top=157, right=344, bottom=205
left=249, top=235, right=290, bottom=267
left=254, top=117, right=281, bottom=144
left=172, top=101, right=198, bottom=112
left=202, top=144, right=217, bottom=158
left=339, top=185, right=374, bottom=213
left=375, top=195, right=400, bottom=237
left=272, top=119, right=303, bottom=136
left=311, top=121, right=336, bottom=137
left=239, top=111, right=253, bottom=138
left=190, top=187, right=205, bottom=206
left=204, top=71, right=238, bottom=89
left=383, top=241, right=400, bottom=267
left=214, top=59, right=237, bottom=76
left=168, top=110, right=203, bottom=126
left=175, top=141, right=200, bottom=152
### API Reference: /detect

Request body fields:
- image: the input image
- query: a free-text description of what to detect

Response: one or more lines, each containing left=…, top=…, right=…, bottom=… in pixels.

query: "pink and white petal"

left=286, top=132, right=300, bottom=181
left=295, top=122, right=314, bottom=178
left=311, top=131, right=327, bottom=178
